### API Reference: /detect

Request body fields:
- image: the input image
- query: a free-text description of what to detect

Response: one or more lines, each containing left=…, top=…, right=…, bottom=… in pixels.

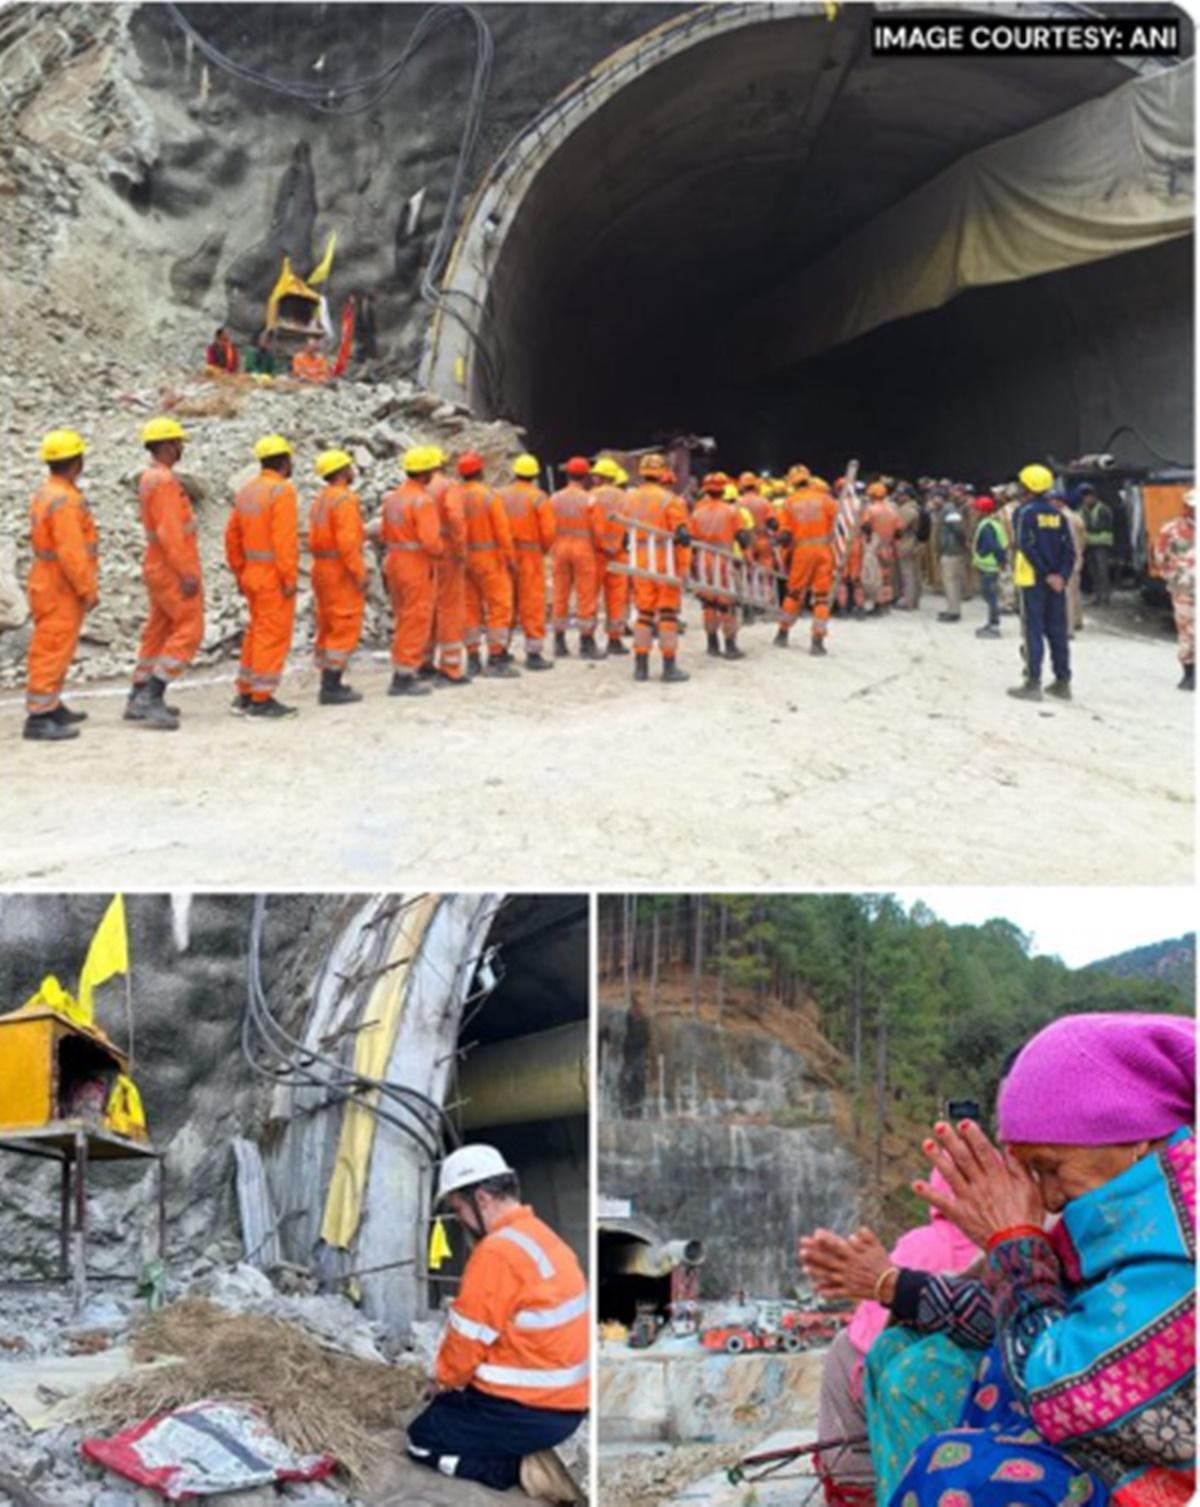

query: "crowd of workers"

left=18, top=421, right=1195, bottom=740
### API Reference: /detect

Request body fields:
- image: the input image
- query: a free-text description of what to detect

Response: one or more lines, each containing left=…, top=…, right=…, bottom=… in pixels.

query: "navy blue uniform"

left=1015, top=497, right=1075, bottom=683
left=407, top=1387, right=585, bottom=1490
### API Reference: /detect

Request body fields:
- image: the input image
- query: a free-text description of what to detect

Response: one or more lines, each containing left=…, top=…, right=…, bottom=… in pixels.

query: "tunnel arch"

left=423, top=2, right=1191, bottom=478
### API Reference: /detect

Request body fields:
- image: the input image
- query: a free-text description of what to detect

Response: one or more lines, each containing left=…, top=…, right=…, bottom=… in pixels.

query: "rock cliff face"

left=599, top=1001, right=859, bottom=1297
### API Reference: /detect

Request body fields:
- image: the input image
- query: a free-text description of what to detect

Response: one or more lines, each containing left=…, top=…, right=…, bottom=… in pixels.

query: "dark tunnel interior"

left=478, top=13, right=1194, bottom=480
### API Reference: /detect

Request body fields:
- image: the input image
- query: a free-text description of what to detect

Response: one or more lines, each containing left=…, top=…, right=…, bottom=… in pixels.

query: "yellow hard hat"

left=141, top=416, right=187, bottom=446
left=427, top=446, right=447, bottom=469
left=1019, top=463, right=1054, bottom=494
left=255, top=433, right=293, bottom=461
left=40, top=428, right=87, bottom=463
left=315, top=448, right=354, bottom=479
left=404, top=445, right=438, bottom=474
left=591, top=457, right=621, bottom=481
left=513, top=453, right=540, bottom=479
left=640, top=452, right=668, bottom=477
left=615, top=466, right=630, bottom=486
left=722, top=484, right=738, bottom=501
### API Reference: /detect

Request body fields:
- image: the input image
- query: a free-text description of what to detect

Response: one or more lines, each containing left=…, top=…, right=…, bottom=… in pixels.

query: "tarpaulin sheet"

left=735, top=60, right=1194, bottom=366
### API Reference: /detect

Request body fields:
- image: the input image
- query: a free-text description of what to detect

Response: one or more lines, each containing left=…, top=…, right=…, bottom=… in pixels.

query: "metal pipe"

left=457, top=1021, right=587, bottom=1129
left=609, top=1237, right=704, bottom=1277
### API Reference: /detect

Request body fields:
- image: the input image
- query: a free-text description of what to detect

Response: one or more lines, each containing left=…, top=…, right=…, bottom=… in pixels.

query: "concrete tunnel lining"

left=429, top=3, right=1191, bottom=472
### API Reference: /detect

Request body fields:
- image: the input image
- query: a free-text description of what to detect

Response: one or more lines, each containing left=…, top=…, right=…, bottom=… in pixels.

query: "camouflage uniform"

left=1156, top=514, right=1195, bottom=666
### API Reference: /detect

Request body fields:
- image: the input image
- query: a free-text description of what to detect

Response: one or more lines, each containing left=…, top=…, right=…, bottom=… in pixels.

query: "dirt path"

left=0, top=598, right=1191, bottom=888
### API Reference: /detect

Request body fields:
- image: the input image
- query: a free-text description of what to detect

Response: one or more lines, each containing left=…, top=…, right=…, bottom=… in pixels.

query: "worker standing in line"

left=406, top=1145, right=588, bottom=1501
left=1062, top=494, right=1087, bottom=637
left=691, top=473, right=747, bottom=659
left=588, top=457, right=630, bottom=656
left=550, top=457, right=604, bottom=659
left=424, top=449, right=469, bottom=687
left=1007, top=463, right=1074, bottom=703
left=380, top=446, right=443, bottom=697
left=125, top=416, right=203, bottom=730
left=1079, top=483, right=1114, bottom=605
left=458, top=454, right=519, bottom=678
left=860, top=481, right=900, bottom=615
left=23, top=429, right=98, bottom=742
left=497, top=454, right=555, bottom=671
left=893, top=485, right=924, bottom=611
left=935, top=490, right=968, bottom=622
left=1154, top=488, right=1195, bottom=691
left=624, top=453, right=690, bottom=683
left=225, top=434, right=300, bottom=718
left=776, top=469, right=837, bottom=656
left=971, top=494, right=1008, bottom=638
left=308, top=448, right=367, bottom=705
left=735, top=472, right=777, bottom=618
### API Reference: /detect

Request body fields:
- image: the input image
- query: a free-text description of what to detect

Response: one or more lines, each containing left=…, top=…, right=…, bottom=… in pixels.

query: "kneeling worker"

left=407, top=1144, right=587, bottom=1502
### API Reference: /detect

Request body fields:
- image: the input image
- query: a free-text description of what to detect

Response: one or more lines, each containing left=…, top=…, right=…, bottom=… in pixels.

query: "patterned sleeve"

left=985, top=1231, right=1069, bottom=1401
left=890, top=1268, right=997, bottom=1349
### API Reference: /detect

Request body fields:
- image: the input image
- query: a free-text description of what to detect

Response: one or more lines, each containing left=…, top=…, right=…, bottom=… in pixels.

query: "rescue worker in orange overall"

left=737, top=472, right=778, bottom=578
left=549, top=456, right=604, bottom=660
left=291, top=336, right=331, bottom=384
left=625, top=453, right=690, bottom=683
left=421, top=448, right=469, bottom=688
left=776, top=467, right=838, bottom=656
left=406, top=1144, right=588, bottom=1501
left=125, top=416, right=203, bottom=730
left=457, top=453, right=519, bottom=678
left=308, top=448, right=367, bottom=706
left=588, top=456, right=631, bottom=656
left=691, top=473, right=750, bottom=659
left=497, top=453, right=556, bottom=671
left=380, top=446, right=443, bottom=697
left=860, top=481, right=900, bottom=614
left=23, top=429, right=98, bottom=742
left=226, top=434, right=301, bottom=716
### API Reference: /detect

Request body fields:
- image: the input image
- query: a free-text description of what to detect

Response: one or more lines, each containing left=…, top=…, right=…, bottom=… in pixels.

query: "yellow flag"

left=77, top=895, right=128, bottom=1023
left=308, top=231, right=337, bottom=286
left=106, top=1074, right=147, bottom=1139
left=428, top=1216, right=452, bottom=1271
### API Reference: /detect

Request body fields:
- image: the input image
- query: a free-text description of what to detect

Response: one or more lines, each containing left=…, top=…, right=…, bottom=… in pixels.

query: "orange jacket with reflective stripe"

left=588, top=484, right=628, bottom=558
left=291, top=350, right=330, bottom=383
left=862, top=500, right=900, bottom=545
left=381, top=478, right=443, bottom=561
left=435, top=1204, right=590, bottom=1411
left=455, top=480, right=514, bottom=563
left=690, top=498, right=738, bottom=549
left=549, top=484, right=604, bottom=552
left=29, top=475, right=97, bottom=601
left=783, top=489, right=837, bottom=549
left=140, top=463, right=200, bottom=582
left=498, top=481, right=555, bottom=554
left=738, top=493, right=771, bottom=534
left=308, top=483, right=366, bottom=584
left=624, top=483, right=687, bottom=572
left=430, top=474, right=467, bottom=562
left=226, top=471, right=300, bottom=590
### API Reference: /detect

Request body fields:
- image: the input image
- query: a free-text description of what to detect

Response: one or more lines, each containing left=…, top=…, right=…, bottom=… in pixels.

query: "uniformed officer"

left=1007, top=464, right=1075, bottom=703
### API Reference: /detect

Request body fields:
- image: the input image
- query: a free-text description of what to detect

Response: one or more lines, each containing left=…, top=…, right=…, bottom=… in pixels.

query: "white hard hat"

left=435, top=1143, right=514, bottom=1204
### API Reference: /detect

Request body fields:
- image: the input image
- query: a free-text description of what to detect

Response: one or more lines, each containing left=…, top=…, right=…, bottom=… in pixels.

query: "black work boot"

left=123, top=682, right=150, bottom=722
left=417, top=663, right=437, bottom=680
left=248, top=696, right=299, bottom=717
left=149, top=675, right=182, bottom=719
left=525, top=651, right=554, bottom=671
left=706, top=631, right=721, bottom=657
left=389, top=672, right=431, bottom=697
left=1181, top=664, right=1195, bottom=691
left=127, top=679, right=178, bottom=729
left=1007, top=679, right=1043, bottom=702
left=554, top=631, right=570, bottom=657
left=606, top=636, right=629, bottom=656
left=319, top=668, right=362, bottom=705
left=774, top=628, right=789, bottom=648
left=810, top=638, right=828, bottom=657
left=723, top=639, right=746, bottom=660
left=23, top=712, right=78, bottom=742
left=634, top=656, right=649, bottom=682
left=661, top=658, right=690, bottom=683
left=467, top=650, right=483, bottom=677
left=579, top=635, right=604, bottom=661
left=230, top=691, right=252, bottom=716
left=436, top=669, right=470, bottom=688
left=484, top=656, right=521, bottom=679
left=1046, top=679, right=1072, bottom=701
left=51, top=703, right=87, bottom=725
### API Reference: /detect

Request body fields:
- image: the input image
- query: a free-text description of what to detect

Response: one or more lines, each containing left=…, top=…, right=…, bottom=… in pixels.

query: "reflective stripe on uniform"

left=494, top=1226, right=555, bottom=1278
left=515, top=540, right=541, bottom=552
left=475, top=1359, right=589, bottom=1389
left=556, top=523, right=590, bottom=535
left=448, top=1307, right=500, bottom=1345
left=312, top=549, right=341, bottom=559
left=794, top=534, right=832, bottom=546
left=33, top=548, right=57, bottom=561
left=244, top=548, right=275, bottom=561
left=513, top=1290, right=590, bottom=1330
left=468, top=541, right=498, bottom=552
left=387, top=541, right=424, bottom=552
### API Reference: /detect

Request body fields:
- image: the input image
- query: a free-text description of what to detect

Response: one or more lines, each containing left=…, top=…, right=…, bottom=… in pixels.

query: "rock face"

left=599, top=1002, right=859, bottom=1297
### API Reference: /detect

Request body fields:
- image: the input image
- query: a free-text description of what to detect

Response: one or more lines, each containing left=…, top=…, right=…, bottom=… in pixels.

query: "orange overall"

left=624, top=482, right=687, bottom=660
left=381, top=479, right=443, bottom=673
left=781, top=488, right=837, bottom=642
left=308, top=481, right=366, bottom=672
left=226, top=471, right=300, bottom=702
left=291, top=349, right=331, bottom=384
left=134, top=462, right=204, bottom=686
left=739, top=491, right=775, bottom=571
left=550, top=483, right=602, bottom=635
left=498, top=480, right=555, bottom=655
left=427, top=475, right=468, bottom=680
left=589, top=483, right=630, bottom=638
left=860, top=499, right=899, bottom=607
left=838, top=532, right=865, bottom=612
left=690, top=497, right=738, bottom=637
left=460, top=481, right=515, bottom=656
left=25, top=476, right=98, bottom=715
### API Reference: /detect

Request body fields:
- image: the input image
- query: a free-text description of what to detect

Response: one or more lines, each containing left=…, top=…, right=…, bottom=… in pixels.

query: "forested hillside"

left=1090, top=933, right=1196, bottom=1000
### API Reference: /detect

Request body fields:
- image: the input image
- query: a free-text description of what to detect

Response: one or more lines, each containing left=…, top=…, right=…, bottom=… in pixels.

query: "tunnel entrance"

left=438, top=5, right=1192, bottom=479
left=597, top=1219, right=704, bottom=1335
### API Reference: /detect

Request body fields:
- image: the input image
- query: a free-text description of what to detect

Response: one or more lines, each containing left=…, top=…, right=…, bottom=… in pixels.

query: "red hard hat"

left=973, top=494, right=996, bottom=513
left=564, top=455, right=591, bottom=477
left=457, top=452, right=484, bottom=478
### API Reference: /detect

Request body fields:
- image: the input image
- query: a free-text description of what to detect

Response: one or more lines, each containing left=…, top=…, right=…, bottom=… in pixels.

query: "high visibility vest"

left=435, top=1205, right=589, bottom=1411
left=972, top=516, right=1008, bottom=574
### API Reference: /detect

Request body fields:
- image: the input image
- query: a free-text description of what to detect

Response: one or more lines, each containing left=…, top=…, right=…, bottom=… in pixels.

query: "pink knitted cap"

left=998, top=1012, right=1196, bottom=1145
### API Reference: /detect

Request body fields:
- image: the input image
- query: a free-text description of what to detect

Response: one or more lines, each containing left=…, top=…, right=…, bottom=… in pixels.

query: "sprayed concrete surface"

left=0, top=596, right=1191, bottom=888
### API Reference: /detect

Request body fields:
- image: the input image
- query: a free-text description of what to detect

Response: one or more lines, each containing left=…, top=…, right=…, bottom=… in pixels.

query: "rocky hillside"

left=1088, top=933, right=1196, bottom=1002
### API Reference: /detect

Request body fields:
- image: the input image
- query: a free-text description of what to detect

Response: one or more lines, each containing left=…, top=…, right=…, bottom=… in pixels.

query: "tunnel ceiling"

left=467, top=894, right=588, bottom=1045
